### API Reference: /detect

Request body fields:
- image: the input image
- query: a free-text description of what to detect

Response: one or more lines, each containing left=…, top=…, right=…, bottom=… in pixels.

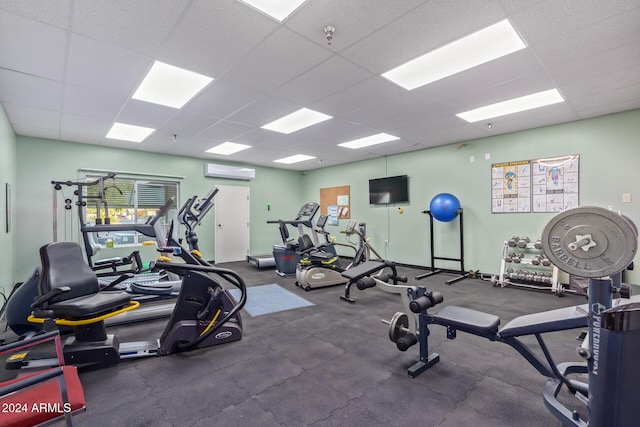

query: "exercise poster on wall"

left=531, top=155, right=580, bottom=212
left=491, top=160, right=531, bottom=213
left=491, top=155, right=579, bottom=213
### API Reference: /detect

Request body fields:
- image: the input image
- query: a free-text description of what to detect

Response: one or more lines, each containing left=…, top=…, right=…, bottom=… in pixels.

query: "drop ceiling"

left=1, top=0, right=639, bottom=171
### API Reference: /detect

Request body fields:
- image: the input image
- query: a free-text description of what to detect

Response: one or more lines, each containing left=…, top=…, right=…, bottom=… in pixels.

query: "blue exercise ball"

left=430, top=193, right=461, bottom=222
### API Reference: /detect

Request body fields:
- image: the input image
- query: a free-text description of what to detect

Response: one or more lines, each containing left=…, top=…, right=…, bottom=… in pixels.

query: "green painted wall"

left=0, top=104, right=17, bottom=295
left=14, top=137, right=304, bottom=282
left=9, top=108, right=640, bottom=288
left=302, top=109, right=640, bottom=284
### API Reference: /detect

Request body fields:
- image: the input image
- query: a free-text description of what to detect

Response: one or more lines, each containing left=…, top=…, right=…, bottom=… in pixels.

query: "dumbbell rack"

left=495, top=238, right=565, bottom=296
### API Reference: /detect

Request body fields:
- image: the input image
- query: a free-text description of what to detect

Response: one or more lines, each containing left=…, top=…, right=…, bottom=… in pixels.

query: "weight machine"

left=378, top=206, right=639, bottom=426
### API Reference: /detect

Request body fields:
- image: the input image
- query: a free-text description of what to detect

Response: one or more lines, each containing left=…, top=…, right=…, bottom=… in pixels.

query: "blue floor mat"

left=228, top=284, right=314, bottom=317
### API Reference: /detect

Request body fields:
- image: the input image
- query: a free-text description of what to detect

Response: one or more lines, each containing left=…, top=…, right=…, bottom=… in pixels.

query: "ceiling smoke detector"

left=324, top=25, right=335, bottom=45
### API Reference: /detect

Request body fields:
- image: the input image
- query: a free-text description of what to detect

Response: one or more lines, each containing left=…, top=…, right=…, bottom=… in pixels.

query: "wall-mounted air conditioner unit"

left=204, top=163, right=256, bottom=181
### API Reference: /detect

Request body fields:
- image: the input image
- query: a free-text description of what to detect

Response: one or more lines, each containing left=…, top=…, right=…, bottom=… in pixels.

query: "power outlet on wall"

left=623, top=193, right=632, bottom=203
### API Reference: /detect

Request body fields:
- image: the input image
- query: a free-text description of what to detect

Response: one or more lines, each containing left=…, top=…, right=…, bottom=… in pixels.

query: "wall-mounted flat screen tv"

left=369, top=175, right=409, bottom=204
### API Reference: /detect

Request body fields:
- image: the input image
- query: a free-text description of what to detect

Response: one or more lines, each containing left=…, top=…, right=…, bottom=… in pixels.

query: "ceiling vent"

left=204, top=163, right=256, bottom=181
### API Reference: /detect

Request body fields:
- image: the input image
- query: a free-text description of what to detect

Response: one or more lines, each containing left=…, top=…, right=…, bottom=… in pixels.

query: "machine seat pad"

left=499, top=304, right=589, bottom=338
left=49, top=291, right=131, bottom=319
left=433, top=305, right=500, bottom=336
left=307, top=250, right=337, bottom=263
left=341, top=261, right=386, bottom=281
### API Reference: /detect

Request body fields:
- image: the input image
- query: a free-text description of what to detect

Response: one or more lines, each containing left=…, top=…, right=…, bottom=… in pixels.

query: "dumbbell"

left=506, top=253, right=524, bottom=263
left=531, top=254, right=542, bottom=265
left=534, top=239, right=543, bottom=249
left=517, top=236, right=530, bottom=248
left=508, top=236, right=520, bottom=247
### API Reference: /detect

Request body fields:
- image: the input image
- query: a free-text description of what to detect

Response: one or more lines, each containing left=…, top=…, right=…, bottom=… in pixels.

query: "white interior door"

left=214, top=185, right=250, bottom=263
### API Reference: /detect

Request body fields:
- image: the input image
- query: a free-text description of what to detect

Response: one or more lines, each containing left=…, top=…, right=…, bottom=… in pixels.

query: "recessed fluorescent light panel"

left=238, top=0, right=307, bottom=22
left=105, top=122, right=155, bottom=143
left=132, top=61, right=213, bottom=109
left=382, top=19, right=526, bottom=90
left=261, top=108, right=332, bottom=134
left=206, top=142, right=252, bottom=155
left=456, top=89, right=565, bottom=122
left=338, top=133, right=400, bottom=149
left=273, top=154, right=316, bottom=164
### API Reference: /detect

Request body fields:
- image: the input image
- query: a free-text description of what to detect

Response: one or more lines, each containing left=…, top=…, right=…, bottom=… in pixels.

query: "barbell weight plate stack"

left=541, top=206, right=638, bottom=278
left=388, top=311, right=409, bottom=343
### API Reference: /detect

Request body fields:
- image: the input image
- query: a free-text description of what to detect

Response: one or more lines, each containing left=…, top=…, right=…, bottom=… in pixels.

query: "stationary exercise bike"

left=295, top=218, right=384, bottom=291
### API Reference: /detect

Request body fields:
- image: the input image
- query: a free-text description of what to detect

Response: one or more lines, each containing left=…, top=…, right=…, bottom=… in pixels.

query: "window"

left=84, top=176, right=179, bottom=247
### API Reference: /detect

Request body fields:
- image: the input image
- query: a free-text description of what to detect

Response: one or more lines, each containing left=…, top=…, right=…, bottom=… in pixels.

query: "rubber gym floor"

left=3, top=261, right=598, bottom=427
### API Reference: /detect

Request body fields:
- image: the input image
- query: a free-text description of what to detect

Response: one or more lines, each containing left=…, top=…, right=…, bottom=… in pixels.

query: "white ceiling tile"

left=341, top=0, right=506, bottom=73
left=62, top=85, right=128, bottom=120
left=285, top=0, right=427, bottom=51
left=0, top=69, right=63, bottom=110
left=561, top=65, right=640, bottom=100
left=570, top=83, right=640, bottom=113
left=71, top=0, right=190, bottom=55
left=0, top=10, right=67, bottom=80
left=157, top=111, right=221, bottom=137
left=510, top=0, right=640, bottom=45
left=226, top=96, right=300, bottom=127
left=66, top=34, right=154, bottom=97
left=223, top=27, right=333, bottom=92
left=4, top=103, right=59, bottom=129
left=232, top=128, right=305, bottom=150
left=275, top=55, right=372, bottom=105
left=159, top=0, right=278, bottom=77
left=199, top=120, right=255, bottom=140
left=12, top=124, right=59, bottom=140
left=60, top=113, right=112, bottom=135
left=2, top=1, right=640, bottom=171
left=576, top=98, right=640, bottom=121
left=184, top=79, right=258, bottom=120
left=0, top=0, right=71, bottom=29
left=310, top=77, right=405, bottom=117
left=116, top=99, right=179, bottom=129
left=533, top=39, right=640, bottom=86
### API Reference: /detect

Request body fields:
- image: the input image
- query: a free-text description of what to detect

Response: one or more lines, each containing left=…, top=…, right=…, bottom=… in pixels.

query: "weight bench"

left=425, top=303, right=589, bottom=379
left=341, top=260, right=410, bottom=303
left=433, top=303, right=588, bottom=339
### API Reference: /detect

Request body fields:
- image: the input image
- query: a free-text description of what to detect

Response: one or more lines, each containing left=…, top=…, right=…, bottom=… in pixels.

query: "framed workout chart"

left=491, top=155, right=579, bottom=213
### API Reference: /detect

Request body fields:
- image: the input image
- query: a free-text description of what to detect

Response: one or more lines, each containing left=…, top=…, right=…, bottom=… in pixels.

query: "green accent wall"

left=0, top=104, right=17, bottom=294
left=6, top=108, right=640, bottom=289
left=14, top=137, right=303, bottom=282
left=302, top=109, right=640, bottom=284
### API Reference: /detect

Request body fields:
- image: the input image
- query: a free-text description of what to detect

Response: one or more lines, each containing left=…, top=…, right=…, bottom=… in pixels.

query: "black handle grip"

left=409, top=291, right=444, bottom=313
left=396, top=333, right=418, bottom=351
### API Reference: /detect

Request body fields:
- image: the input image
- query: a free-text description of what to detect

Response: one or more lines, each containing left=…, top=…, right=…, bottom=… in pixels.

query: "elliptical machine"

left=9, top=238, right=246, bottom=368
